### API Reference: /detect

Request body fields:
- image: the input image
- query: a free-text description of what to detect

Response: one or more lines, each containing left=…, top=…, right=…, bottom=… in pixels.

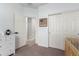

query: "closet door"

left=62, top=12, right=76, bottom=37
left=48, top=12, right=77, bottom=50
left=71, top=11, right=79, bottom=36
left=48, top=14, right=65, bottom=50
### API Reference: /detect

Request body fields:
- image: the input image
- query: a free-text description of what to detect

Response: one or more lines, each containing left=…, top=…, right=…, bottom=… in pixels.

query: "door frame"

left=26, top=16, right=36, bottom=44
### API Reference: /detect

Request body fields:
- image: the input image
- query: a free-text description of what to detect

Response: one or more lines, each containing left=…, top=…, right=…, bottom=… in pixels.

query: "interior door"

left=63, top=11, right=79, bottom=37
left=48, top=14, right=64, bottom=50
left=48, top=12, right=78, bottom=50
left=0, top=4, right=15, bottom=56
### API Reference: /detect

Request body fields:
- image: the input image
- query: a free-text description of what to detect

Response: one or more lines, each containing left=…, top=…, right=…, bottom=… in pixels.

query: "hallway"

left=15, top=44, right=64, bottom=56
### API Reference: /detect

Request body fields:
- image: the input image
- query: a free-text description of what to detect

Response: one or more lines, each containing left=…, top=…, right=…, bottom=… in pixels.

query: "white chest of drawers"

left=0, top=33, right=15, bottom=56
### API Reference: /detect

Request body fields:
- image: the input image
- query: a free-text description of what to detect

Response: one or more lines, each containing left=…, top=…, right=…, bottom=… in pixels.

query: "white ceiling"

left=20, top=3, right=47, bottom=8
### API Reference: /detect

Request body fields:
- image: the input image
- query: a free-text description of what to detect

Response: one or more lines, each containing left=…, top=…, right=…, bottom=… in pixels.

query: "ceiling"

left=20, top=3, right=47, bottom=8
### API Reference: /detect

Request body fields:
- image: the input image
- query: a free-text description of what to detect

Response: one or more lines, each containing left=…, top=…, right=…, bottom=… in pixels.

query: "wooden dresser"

left=65, top=37, right=79, bottom=56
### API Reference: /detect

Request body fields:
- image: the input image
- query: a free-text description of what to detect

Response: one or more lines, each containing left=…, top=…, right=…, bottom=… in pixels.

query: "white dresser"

left=0, top=32, right=15, bottom=56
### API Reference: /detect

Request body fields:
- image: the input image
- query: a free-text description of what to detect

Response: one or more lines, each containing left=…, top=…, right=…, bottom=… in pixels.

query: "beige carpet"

left=15, top=44, right=64, bottom=56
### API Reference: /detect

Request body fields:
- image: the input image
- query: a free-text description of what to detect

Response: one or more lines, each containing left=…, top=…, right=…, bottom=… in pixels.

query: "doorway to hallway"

left=26, top=17, right=36, bottom=46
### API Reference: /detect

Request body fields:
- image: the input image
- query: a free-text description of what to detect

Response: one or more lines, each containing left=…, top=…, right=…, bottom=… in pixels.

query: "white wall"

left=38, top=3, right=79, bottom=17
left=0, top=4, right=15, bottom=33
left=15, top=4, right=38, bottom=49
left=24, top=7, right=38, bottom=17
left=37, top=3, right=79, bottom=49
left=15, top=4, right=27, bottom=49
left=36, top=4, right=49, bottom=47
left=36, top=27, right=48, bottom=47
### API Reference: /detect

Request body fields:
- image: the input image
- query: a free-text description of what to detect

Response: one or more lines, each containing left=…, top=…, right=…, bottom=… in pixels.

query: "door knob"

left=14, top=32, right=19, bottom=34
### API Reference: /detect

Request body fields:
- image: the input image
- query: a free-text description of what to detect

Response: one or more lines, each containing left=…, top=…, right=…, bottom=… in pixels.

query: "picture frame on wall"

left=39, top=18, right=47, bottom=27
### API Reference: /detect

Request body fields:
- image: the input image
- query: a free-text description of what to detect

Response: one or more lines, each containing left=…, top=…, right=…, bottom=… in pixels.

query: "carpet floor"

left=15, top=44, right=64, bottom=56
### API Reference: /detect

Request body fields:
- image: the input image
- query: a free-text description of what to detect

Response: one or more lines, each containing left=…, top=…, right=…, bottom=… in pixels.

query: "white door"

left=48, top=14, right=65, bottom=50
left=0, top=4, right=15, bottom=56
left=48, top=12, right=79, bottom=50
left=63, top=11, right=79, bottom=37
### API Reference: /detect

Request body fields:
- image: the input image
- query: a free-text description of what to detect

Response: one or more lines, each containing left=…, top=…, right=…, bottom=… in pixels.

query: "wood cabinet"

left=65, top=38, right=79, bottom=56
